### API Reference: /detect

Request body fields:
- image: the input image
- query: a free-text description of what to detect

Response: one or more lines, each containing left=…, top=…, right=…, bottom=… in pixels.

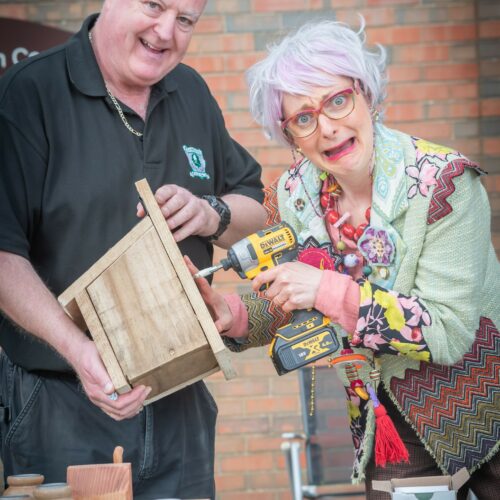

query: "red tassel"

left=373, top=403, right=410, bottom=467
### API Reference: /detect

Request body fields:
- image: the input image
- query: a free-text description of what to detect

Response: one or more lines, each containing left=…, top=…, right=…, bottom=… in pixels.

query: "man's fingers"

left=103, top=380, right=115, bottom=394
left=73, top=341, right=151, bottom=420
left=136, top=202, right=145, bottom=218
left=88, top=384, right=151, bottom=420
left=154, top=184, right=177, bottom=205
left=171, top=215, right=204, bottom=242
left=110, top=386, right=150, bottom=417
left=164, top=199, right=199, bottom=229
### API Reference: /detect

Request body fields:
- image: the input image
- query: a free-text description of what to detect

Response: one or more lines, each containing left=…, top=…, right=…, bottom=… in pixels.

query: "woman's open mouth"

left=324, top=138, right=355, bottom=161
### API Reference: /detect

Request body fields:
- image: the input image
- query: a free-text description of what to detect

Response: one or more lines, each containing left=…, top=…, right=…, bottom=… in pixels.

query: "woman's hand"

left=184, top=256, right=234, bottom=335
left=252, top=261, right=323, bottom=312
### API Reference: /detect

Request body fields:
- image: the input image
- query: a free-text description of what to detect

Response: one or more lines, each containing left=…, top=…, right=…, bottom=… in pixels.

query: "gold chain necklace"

left=88, top=31, right=143, bottom=137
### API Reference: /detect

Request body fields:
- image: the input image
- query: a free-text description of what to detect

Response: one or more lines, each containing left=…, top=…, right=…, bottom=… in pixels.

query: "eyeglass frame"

left=280, top=86, right=357, bottom=139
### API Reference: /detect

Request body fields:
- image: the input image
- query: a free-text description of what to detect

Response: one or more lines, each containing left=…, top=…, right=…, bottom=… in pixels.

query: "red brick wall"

left=1, top=1, right=499, bottom=499
left=185, top=0, right=500, bottom=260
left=191, top=4, right=500, bottom=497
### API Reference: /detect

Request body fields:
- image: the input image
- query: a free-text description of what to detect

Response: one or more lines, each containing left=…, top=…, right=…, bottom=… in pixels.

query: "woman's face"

left=281, top=76, right=374, bottom=181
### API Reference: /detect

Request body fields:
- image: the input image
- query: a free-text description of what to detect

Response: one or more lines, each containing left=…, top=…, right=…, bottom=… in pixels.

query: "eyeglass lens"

left=284, top=88, right=355, bottom=138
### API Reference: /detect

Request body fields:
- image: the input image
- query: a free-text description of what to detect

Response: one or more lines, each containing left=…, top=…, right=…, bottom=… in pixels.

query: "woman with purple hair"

left=190, top=19, right=500, bottom=498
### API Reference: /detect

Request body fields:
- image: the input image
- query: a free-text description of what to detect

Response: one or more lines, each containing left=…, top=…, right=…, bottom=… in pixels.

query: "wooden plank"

left=129, top=343, right=219, bottom=404
left=86, top=227, right=209, bottom=383
left=135, top=179, right=236, bottom=380
left=58, top=217, right=153, bottom=313
left=145, top=367, right=219, bottom=405
left=75, top=290, right=131, bottom=395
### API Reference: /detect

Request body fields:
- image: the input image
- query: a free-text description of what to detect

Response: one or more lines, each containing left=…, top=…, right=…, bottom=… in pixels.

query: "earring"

left=291, top=146, right=303, bottom=164
left=371, top=109, right=380, bottom=122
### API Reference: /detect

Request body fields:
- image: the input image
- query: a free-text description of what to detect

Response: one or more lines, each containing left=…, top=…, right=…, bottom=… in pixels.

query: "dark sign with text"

left=0, top=17, right=71, bottom=77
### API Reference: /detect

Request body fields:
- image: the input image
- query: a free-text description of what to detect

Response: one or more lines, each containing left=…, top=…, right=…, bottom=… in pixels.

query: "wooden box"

left=58, top=179, right=235, bottom=404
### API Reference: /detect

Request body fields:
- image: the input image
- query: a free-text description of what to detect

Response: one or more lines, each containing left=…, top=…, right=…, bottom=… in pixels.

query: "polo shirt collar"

left=66, top=13, right=178, bottom=98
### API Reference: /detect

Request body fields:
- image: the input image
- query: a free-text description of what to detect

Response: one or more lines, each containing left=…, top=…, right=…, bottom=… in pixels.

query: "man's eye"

left=146, top=1, right=161, bottom=11
left=178, top=16, right=195, bottom=29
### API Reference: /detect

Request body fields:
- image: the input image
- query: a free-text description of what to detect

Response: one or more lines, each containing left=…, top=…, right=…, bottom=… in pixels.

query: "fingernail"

left=104, top=382, right=114, bottom=393
left=145, top=387, right=153, bottom=397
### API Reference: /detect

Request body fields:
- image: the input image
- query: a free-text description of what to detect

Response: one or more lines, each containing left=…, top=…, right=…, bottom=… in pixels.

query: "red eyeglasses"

left=281, top=87, right=356, bottom=139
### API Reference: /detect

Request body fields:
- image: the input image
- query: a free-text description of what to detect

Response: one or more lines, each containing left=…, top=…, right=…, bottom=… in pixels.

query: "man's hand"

left=68, top=338, right=151, bottom=421
left=137, top=184, right=219, bottom=242
left=137, top=185, right=268, bottom=249
left=0, top=252, right=152, bottom=421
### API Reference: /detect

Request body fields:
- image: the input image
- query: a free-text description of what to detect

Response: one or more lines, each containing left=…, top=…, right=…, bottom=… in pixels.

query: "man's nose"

left=154, top=11, right=176, bottom=41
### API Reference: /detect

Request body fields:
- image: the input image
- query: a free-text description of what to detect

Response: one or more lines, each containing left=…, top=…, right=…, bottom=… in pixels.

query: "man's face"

left=99, top=0, right=206, bottom=89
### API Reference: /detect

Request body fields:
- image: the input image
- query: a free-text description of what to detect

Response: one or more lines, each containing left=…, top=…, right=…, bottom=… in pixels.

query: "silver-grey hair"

left=246, top=17, right=387, bottom=146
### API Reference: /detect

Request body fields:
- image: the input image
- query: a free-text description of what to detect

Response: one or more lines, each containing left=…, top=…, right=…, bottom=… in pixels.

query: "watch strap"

left=201, top=195, right=231, bottom=241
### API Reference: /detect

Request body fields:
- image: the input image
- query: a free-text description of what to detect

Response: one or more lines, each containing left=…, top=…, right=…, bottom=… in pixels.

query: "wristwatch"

left=201, top=195, right=231, bottom=241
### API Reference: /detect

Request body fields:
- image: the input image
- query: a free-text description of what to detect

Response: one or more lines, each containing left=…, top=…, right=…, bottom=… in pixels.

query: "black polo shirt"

left=0, top=14, right=263, bottom=372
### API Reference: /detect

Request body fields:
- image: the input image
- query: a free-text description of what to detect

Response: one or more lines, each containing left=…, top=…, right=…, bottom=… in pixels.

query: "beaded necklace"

left=319, top=175, right=373, bottom=278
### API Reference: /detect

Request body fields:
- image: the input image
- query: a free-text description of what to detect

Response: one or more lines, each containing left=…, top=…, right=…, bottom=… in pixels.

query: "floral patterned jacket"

left=227, top=124, right=500, bottom=482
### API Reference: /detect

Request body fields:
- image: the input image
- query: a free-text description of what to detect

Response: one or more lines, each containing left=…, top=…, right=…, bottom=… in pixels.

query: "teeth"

left=143, top=40, right=162, bottom=51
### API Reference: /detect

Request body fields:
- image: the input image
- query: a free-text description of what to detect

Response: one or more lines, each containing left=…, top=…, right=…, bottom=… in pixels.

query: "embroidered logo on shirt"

left=183, top=145, right=210, bottom=179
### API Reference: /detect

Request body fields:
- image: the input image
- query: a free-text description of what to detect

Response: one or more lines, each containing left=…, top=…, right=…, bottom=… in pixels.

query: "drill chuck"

left=194, top=222, right=297, bottom=280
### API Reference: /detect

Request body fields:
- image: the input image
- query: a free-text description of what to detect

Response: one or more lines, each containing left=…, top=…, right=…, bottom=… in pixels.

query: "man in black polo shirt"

left=0, top=0, right=266, bottom=497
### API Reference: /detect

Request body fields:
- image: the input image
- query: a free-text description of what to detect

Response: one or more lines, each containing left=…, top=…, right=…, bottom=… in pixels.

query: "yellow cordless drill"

left=195, top=222, right=339, bottom=375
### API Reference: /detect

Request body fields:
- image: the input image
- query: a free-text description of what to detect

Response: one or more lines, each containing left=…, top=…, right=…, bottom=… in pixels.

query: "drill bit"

left=193, top=262, right=224, bottom=279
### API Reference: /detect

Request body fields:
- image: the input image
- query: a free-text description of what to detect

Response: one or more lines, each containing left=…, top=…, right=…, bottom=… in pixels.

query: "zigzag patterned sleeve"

left=263, top=179, right=281, bottom=226
left=224, top=292, right=292, bottom=352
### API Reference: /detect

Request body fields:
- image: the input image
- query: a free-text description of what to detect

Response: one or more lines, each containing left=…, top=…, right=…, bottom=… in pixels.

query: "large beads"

left=341, top=223, right=356, bottom=240
left=365, top=206, right=371, bottom=221
left=326, top=209, right=340, bottom=225
left=377, top=267, right=390, bottom=279
left=354, top=222, right=368, bottom=241
left=362, top=265, right=373, bottom=276
left=320, top=193, right=330, bottom=208
left=344, top=253, right=360, bottom=268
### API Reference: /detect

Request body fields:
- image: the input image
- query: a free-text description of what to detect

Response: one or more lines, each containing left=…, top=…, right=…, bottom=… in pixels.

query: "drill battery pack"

left=270, top=309, right=340, bottom=375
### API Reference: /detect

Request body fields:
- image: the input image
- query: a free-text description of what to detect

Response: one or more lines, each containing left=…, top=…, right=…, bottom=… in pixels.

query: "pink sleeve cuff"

left=222, top=294, right=249, bottom=339
left=313, top=271, right=360, bottom=333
